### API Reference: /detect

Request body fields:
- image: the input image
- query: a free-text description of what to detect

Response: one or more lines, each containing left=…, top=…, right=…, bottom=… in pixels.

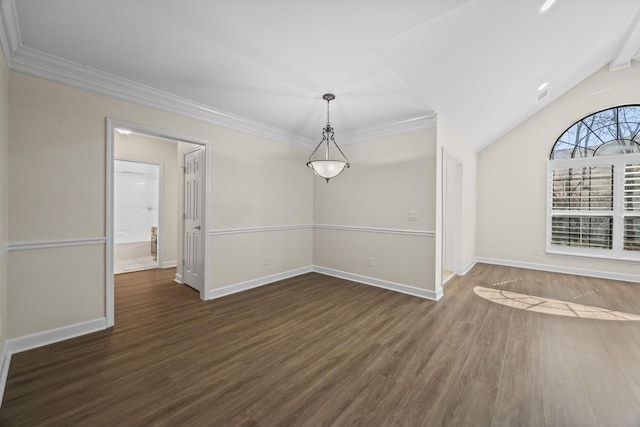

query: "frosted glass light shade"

left=308, top=160, right=348, bottom=182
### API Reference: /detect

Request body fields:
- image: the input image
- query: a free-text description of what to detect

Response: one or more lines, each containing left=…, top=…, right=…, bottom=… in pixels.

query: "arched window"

left=548, top=105, right=640, bottom=260
left=550, top=105, right=640, bottom=159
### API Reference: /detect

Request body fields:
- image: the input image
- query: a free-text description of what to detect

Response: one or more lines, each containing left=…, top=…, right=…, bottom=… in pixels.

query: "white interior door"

left=183, top=148, right=204, bottom=292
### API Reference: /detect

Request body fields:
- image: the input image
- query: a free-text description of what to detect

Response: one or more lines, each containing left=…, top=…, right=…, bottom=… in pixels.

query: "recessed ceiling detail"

left=1, top=0, right=640, bottom=151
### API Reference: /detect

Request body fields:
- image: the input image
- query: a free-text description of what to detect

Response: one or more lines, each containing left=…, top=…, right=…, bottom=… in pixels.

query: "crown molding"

left=0, top=0, right=436, bottom=148
left=611, top=6, right=640, bottom=71
left=0, top=0, right=19, bottom=65
left=9, top=46, right=315, bottom=149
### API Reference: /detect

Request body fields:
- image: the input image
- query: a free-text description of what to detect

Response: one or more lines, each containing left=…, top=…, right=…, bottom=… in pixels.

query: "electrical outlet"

left=408, top=210, right=418, bottom=221
left=264, top=256, right=270, bottom=265
left=368, top=257, right=374, bottom=267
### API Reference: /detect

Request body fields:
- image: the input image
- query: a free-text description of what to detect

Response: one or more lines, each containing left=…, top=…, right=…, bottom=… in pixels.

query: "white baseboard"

left=7, top=317, right=108, bottom=355
left=162, top=260, right=177, bottom=268
left=0, top=341, right=10, bottom=406
left=175, top=273, right=183, bottom=283
left=476, top=257, right=640, bottom=284
left=208, top=266, right=313, bottom=300
left=313, top=266, right=442, bottom=301
left=461, top=259, right=477, bottom=275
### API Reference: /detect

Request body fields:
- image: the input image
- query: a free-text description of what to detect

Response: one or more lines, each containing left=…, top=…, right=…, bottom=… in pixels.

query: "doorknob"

left=194, top=226, right=201, bottom=230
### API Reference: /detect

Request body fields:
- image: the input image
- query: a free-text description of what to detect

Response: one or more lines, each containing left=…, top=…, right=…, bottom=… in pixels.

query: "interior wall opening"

left=106, top=118, right=211, bottom=327
left=113, top=159, right=161, bottom=274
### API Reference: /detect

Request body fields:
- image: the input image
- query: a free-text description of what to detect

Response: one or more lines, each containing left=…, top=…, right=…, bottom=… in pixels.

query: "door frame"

left=106, top=118, right=211, bottom=327
left=436, top=147, right=464, bottom=296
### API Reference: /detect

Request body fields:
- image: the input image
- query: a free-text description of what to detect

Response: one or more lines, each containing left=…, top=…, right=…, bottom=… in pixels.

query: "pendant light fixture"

left=307, top=93, right=350, bottom=182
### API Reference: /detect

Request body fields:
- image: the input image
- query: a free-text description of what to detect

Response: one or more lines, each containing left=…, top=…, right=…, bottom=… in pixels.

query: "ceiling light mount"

left=307, top=93, right=350, bottom=182
left=540, top=0, right=556, bottom=13
left=322, top=93, right=335, bottom=102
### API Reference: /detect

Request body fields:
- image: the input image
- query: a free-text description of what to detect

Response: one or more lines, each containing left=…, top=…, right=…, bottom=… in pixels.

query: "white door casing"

left=106, top=118, right=210, bottom=328
left=183, top=148, right=204, bottom=292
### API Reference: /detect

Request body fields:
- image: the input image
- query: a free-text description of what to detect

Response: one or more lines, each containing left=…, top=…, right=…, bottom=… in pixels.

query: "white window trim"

left=547, top=153, right=640, bottom=262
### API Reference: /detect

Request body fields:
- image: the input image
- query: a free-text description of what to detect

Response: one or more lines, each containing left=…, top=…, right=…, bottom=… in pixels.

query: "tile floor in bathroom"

left=114, top=257, right=158, bottom=274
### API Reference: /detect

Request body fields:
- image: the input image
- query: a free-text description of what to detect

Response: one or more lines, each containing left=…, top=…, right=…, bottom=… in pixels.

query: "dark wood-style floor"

left=1, top=264, right=640, bottom=426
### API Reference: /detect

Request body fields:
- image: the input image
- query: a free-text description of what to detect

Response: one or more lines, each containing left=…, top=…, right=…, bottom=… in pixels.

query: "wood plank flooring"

left=1, top=264, right=640, bottom=426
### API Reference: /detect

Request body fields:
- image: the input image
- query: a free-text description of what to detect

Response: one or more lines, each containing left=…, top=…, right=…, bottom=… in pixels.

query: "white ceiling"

left=2, top=0, right=640, bottom=150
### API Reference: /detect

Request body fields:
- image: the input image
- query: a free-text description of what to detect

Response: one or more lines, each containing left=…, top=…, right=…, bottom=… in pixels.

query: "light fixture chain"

left=326, top=97, right=330, bottom=127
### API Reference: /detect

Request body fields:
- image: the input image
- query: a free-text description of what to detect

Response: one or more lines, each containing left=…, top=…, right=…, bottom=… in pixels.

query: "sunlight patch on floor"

left=474, top=286, right=640, bottom=321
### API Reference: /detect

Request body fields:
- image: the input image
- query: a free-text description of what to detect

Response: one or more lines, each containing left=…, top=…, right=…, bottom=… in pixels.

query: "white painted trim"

left=106, top=118, right=212, bottom=326
left=175, top=273, right=183, bottom=284
left=208, top=266, right=313, bottom=300
left=0, top=7, right=10, bottom=66
left=313, top=265, right=442, bottom=301
left=314, top=224, right=435, bottom=237
left=0, top=244, right=7, bottom=259
left=8, top=45, right=314, bottom=149
left=461, top=259, right=477, bottom=276
left=7, top=317, right=108, bottom=355
left=0, top=0, right=19, bottom=66
left=0, top=341, right=10, bottom=406
left=162, top=260, right=177, bottom=268
left=476, top=257, right=640, bottom=284
left=106, top=121, right=115, bottom=327
left=209, top=224, right=435, bottom=237
left=210, top=224, right=313, bottom=236
left=0, top=1, right=436, bottom=148
left=610, top=6, right=640, bottom=71
left=8, top=237, right=106, bottom=251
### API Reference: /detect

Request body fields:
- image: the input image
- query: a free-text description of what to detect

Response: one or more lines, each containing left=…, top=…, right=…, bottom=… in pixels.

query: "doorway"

left=442, top=153, right=462, bottom=287
left=113, top=159, right=160, bottom=274
left=106, top=118, right=210, bottom=327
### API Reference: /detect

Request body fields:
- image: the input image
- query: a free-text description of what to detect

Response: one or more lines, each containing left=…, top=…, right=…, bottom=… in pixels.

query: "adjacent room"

left=0, top=0, right=639, bottom=425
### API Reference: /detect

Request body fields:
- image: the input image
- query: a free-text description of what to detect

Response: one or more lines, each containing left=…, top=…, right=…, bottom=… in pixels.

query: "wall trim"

left=0, top=0, right=436, bottom=149
left=476, top=257, right=640, bottom=284
left=10, top=46, right=314, bottom=150
left=210, top=224, right=313, bottom=236
left=210, top=224, right=435, bottom=237
left=7, top=317, right=108, bottom=355
left=313, top=265, right=442, bottom=301
left=8, top=237, right=106, bottom=252
left=314, top=224, right=435, bottom=237
left=208, top=266, right=313, bottom=300
left=0, top=341, right=10, bottom=407
left=461, top=259, right=477, bottom=276
left=0, top=244, right=7, bottom=259
left=175, top=273, right=183, bottom=284
left=162, top=260, right=177, bottom=268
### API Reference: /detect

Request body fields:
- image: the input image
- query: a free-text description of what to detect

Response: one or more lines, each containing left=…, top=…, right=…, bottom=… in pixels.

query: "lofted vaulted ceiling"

left=1, top=0, right=640, bottom=150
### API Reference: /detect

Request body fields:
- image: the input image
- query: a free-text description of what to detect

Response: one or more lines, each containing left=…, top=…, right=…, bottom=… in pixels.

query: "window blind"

left=624, top=163, right=640, bottom=251
left=552, top=166, right=613, bottom=211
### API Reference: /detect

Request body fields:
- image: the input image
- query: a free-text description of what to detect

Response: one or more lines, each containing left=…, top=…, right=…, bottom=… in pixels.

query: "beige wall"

left=8, top=71, right=313, bottom=337
left=313, top=129, right=437, bottom=291
left=0, top=48, right=9, bottom=348
left=477, top=62, right=640, bottom=277
left=115, top=133, right=179, bottom=265
left=209, top=129, right=314, bottom=288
